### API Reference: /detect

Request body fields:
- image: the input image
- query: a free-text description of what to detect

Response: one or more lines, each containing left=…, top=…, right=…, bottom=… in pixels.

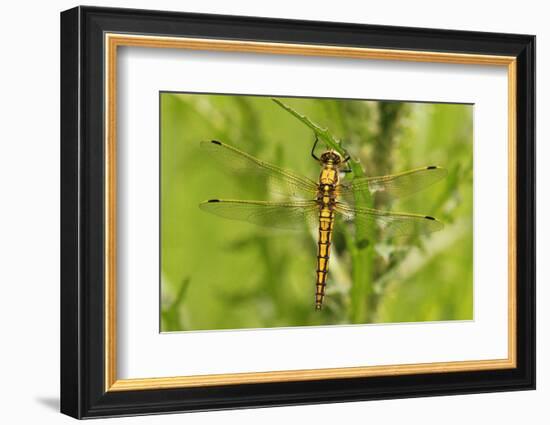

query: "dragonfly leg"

left=311, top=135, right=320, bottom=161
left=341, top=157, right=352, bottom=173
left=341, top=146, right=352, bottom=173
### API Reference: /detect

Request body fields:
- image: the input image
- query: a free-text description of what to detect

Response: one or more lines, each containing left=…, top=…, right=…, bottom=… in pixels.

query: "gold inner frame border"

left=104, top=33, right=517, bottom=392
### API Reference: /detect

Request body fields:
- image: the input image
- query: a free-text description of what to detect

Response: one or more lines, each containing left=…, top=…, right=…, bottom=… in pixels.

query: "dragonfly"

left=199, top=138, right=447, bottom=310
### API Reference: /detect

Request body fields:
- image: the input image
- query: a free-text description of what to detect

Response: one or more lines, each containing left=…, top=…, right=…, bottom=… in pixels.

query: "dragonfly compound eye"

left=320, top=151, right=342, bottom=165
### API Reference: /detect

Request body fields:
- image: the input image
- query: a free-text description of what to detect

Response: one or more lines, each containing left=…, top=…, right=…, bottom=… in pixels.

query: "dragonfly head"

left=319, top=150, right=343, bottom=166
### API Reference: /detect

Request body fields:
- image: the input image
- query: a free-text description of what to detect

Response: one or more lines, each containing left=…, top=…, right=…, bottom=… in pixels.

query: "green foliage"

left=160, top=93, right=473, bottom=331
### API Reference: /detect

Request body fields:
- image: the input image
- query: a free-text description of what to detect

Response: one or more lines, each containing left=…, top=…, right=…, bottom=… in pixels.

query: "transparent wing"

left=339, top=166, right=447, bottom=203
left=201, top=140, right=318, bottom=199
left=335, top=202, right=443, bottom=238
left=199, top=199, right=319, bottom=230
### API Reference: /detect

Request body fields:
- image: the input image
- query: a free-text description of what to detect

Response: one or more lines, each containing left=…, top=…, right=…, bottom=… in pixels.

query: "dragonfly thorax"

left=319, top=165, right=339, bottom=187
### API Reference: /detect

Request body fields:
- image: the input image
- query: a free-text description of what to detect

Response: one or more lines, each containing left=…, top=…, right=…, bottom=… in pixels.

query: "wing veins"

left=200, top=199, right=319, bottom=230
left=335, top=202, right=443, bottom=237
left=339, top=166, right=447, bottom=201
left=201, top=141, right=318, bottom=198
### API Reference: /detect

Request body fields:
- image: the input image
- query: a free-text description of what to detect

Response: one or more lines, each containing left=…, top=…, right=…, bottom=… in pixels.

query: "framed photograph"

left=60, top=6, right=535, bottom=419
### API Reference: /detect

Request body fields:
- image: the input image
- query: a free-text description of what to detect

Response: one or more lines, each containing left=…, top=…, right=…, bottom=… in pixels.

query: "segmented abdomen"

left=315, top=207, right=335, bottom=310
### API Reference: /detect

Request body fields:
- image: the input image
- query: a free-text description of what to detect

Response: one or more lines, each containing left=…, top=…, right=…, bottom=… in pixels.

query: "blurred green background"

left=160, top=93, right=473, bottom=332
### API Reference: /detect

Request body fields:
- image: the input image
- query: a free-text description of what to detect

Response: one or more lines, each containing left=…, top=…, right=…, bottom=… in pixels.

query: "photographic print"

left=61, top=8, right=535, bottom=417
left=160, top=93, right=473, bottom=331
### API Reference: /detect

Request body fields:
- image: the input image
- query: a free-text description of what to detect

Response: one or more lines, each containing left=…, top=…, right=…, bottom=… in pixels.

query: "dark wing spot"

left=207, top=199, right=220, bottom=203
left=425, top=216, right=436, bottom=220
left=211, top=140, right=221, bottom=145
left=427, top=166, right=437, bottom=170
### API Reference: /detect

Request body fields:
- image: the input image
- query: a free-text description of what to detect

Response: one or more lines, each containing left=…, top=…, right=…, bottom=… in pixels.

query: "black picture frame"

left=60, top=5, right=535, bottom=419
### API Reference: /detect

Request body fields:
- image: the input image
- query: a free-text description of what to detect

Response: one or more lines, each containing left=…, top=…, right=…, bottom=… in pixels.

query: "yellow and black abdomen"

left=315, top=165, right=338, bottom=310
left=315, top=207, right=335, bottom=309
